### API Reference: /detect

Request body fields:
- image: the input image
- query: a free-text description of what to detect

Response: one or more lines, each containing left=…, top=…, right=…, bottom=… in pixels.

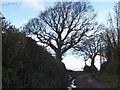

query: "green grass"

left=96, top=73, right=119, bottom=84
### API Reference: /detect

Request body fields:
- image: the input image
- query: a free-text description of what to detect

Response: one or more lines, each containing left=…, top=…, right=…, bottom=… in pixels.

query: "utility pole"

left=100, top=41, right=102, bottom=70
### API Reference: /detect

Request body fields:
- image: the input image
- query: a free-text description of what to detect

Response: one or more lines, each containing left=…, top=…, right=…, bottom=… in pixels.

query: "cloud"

left=97, top=8, right=114, bottom=24
left=21, top=0, right=45, bottom=11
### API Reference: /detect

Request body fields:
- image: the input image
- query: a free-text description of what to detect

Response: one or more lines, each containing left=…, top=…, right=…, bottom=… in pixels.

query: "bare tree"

left=106, top=1, right=120, bottom=46
left=98, top=1, right=120, bottom=73
left=104, top=1, right=120, bottom=61
left=75, top=34, right=102, bottom=67
left=23, top=2, right=97, bottom=61
left=115, top=1, right=120, bottom=45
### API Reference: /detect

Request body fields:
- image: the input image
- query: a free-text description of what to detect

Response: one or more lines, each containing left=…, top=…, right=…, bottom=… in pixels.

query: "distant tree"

left=23, top=2, right=97, bottom=61
left=99, top=1, right=120, bottom=73
left=0, top=12, right=5, bottom=20
left=115, top=1, right=120, bottom=45
left=106, top=1, right=120, bottom=46
left=0, top=12, right=18, bottom=32
left=74, top=33, right=102, bottom=71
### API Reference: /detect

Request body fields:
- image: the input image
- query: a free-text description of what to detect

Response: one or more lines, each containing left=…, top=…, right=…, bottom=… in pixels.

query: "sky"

left=1, top=0, right=119, bottom=71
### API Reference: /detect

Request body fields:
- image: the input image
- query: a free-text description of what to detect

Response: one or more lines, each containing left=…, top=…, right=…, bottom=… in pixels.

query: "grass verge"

left=96, top=72, right=119, bottom=87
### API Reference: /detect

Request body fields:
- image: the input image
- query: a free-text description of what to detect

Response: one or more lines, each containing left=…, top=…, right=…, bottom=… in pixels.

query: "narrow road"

left=75, top=73, right=118, bottom=89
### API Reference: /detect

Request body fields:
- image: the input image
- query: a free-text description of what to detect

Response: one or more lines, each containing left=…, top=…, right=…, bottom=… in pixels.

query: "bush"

left=84, top=65, right=97, bottom=72
left=2, top=30, right=68, bottom=88
left=2, top=68, right=19, bottom=88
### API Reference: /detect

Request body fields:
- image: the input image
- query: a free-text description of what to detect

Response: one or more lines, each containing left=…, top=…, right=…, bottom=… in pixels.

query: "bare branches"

left=74, top=32, right=102, bottom=65
left=23, top=2, right=97, bottom=61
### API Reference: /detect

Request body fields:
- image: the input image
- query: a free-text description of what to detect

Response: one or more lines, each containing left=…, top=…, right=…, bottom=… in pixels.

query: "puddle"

left=67, top=75, right=77, bottom=90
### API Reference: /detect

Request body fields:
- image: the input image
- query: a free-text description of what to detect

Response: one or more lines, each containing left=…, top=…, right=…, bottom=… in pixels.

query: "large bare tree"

left=23, top=2, right=97, bottom=61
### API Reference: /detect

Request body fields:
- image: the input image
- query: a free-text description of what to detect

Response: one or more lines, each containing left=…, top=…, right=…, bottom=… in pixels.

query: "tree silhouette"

left=23, top=2, right=97, bottom=61
left=99, top=1, right=120, bottom=73
left=75, top=33, right=102, bottom=71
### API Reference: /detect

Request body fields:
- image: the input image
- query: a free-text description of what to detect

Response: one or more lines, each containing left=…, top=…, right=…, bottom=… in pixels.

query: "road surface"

left=74, top=73, right=119, bottom=89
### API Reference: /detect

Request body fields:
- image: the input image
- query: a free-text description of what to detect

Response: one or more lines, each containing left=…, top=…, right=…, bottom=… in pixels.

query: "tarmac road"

left=75, top=73, right=119, bottom=90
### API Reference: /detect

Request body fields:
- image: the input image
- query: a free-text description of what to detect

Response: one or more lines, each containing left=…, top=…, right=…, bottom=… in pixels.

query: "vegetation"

left=23, top=2, right=97, bottom=61
left=2, top=19, right=68, bottom=88
left=1, top=1, right=120, bottom=88
left=74, top=33, right=102, bottom=72
left=100, top=1, right=120, bottom=74
left=96, top=72, right=119, bottom=86
left=73, top=1, right=120, bottom=74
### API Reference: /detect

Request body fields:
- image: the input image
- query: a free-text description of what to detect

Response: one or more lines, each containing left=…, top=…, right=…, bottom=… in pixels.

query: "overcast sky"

left=1, top=0, right=119, bottom=71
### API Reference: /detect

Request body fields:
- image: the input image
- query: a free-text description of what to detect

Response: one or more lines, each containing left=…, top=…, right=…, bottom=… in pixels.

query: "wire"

left=0, top=2, right=21, bottom=6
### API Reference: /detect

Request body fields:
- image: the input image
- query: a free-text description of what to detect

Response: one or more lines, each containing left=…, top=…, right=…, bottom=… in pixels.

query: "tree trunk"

left=91, top=58, right=95, bottom=66
left=90, top=57, right=98, bottom=72
left=56, top=51, right=67, bottom=71
left=85, top=60, right=87, bottom=66
left=90, top=54, right=97, bottom=66
left=56, top=50, right=62, bottom=61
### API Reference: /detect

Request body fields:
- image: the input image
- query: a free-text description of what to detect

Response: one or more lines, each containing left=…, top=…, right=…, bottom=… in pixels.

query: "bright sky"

left=1, top=0, right=119, bottom=71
